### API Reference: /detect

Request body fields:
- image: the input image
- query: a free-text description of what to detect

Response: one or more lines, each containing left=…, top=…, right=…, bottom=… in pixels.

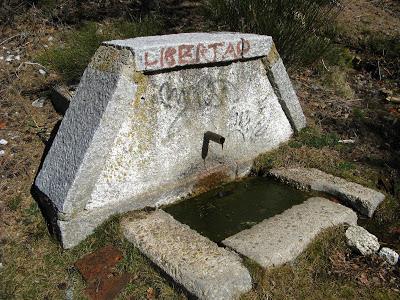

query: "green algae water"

left=164, top=177, right=313, bottom=242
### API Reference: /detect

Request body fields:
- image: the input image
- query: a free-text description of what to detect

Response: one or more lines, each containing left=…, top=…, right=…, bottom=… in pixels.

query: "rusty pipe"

left=202, top=131, right=225, bottom=160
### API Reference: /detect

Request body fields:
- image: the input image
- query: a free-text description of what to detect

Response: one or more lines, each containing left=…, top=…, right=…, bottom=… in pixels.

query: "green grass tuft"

left=7, top=195, right=22, bottom=211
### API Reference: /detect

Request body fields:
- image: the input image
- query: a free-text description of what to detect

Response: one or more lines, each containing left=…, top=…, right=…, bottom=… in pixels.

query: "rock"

left=38, top=69, right=46, bottom=76
left=35, top=32, right=306, bottom=248
left=65, top=287, right=73, bottom=300
left=32, top=97, right=46, bottom=108
left=74, top=245, right=123, bottom=282
left=223, top=197, right=357, bottom=268
left=0, top=139, right=7, bottom=145
left=50, top=85, right=73, bottom=115
left=387, top=96, right=400, bottom=104
left=269, top=168, right=385, bottom=217
left=379, top=247, right=399, bottom=265
left=345, top=225, right=380, bottom=255
left=122, top=210, right=252, bottom=300
left=0, top=150, right=5, bottom=156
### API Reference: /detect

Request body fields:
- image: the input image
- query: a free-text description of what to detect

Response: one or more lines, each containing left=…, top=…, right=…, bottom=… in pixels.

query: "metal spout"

left=202, top=131, right=225, bottom=160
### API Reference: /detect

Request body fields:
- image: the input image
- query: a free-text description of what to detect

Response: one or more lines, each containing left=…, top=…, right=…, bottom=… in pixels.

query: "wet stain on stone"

left=193, top=170, right=230, bottom=195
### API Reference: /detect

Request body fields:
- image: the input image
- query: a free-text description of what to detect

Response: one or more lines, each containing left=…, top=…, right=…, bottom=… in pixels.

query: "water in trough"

left=164, top=177, right=316, bottom=242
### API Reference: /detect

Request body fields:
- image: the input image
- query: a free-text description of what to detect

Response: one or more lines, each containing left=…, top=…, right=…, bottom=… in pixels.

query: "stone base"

left=36, top=161, right=252, bottom=249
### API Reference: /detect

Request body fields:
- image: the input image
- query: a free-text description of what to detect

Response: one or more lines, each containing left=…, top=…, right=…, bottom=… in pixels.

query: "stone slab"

left=269, top=168, right=385, bottom=217
left=105, top=32, right=273, bottom=71
left=265, top=56, right=306, bottom=132
left=222, top=197, right=357, bottom=268
left=122, top=210, right=252, bottom=300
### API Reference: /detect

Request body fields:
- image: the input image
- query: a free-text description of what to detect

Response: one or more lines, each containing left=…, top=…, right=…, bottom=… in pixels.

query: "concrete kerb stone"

left=222, top=197, right=357, bottom=268
left=122, top=210, right=252, bottom=300
left=34, top=32, right=306, bottom=248
left=269, top=168, right=385, bottom=217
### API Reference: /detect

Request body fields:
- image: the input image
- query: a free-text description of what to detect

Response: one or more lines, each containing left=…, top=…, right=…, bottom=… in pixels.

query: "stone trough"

left=33, top=32, right=386, bottom=300
left=34, top=32, right=306, bottom=248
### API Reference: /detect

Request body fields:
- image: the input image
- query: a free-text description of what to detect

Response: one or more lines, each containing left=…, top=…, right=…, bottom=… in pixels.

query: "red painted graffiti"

left=144, top=40, right=251, bottom=69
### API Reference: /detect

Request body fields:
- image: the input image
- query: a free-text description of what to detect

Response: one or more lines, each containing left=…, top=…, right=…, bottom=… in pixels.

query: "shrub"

left=204, top=0, right=342, bottom=69
left=37, top=18, right=162, bottom=83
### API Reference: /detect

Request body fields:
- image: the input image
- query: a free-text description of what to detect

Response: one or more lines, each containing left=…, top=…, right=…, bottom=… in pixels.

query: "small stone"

left=48, top=36, right=54, bottom=41
left=0, top=139, right=7, bottom=145
left=32, top=97, right=46, bottom=108
left=15, top=55, right=20, bottom=61
left=0, top=150, right=5, bottom=156
left=5, top=55, right=14, bottom=62
left=0, top=262, right=3, bottom=269
left=0, top=56, right=3, bottom=60
left=38, top=69, right=46, bottom=76
left=65, top=287, right=73, bottom=300
left=379, top=247, right=399, bottom=265
left=345, top=225, right=380, bottom=255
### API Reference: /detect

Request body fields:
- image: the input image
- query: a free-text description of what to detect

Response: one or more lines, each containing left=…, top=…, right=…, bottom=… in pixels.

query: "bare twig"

left=322, top=59, right=330, bottom=71
left=16, top=61, right=47, bottom=72
left=339, top=139, right=355, bottom=144
left=0, top=34, right=21, bottom=46
left=378, top=60, right=382, bottom=80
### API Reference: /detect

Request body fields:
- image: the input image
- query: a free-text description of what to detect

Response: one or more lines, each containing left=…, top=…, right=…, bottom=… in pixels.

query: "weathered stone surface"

left=222, top=197, right=357, bottom=268
left=269, top=168, right=385, bottom=217
left=379, top=247, right=399, bottom=265
left=345, top=225, right=380, bottom=255
left=122, top=210, right=252, bottom=300
left=106, top=32, right=273, bottom=71
left=263, top=45, right=306, bottom=132
left=35, top=33, right=306, bottom=248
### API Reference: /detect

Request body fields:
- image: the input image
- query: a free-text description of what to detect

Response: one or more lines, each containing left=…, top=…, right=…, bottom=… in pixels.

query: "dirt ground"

left=0, top=0, right=400, bottom=299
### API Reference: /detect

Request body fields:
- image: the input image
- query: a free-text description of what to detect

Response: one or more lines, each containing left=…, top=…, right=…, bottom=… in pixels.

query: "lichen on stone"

left=89, top=46, right=132, bottom=73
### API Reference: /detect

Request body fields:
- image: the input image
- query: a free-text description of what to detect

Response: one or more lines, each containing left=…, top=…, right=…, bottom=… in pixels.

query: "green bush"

left=37, top=18, right=161, bottom=83
left=204, top=0, right=342, bottom=69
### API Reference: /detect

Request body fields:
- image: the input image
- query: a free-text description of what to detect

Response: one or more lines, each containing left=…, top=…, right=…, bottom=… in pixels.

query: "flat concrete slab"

left=222, top=197, right=357, bottom=268
left=122, top=210, right=252, bottom=300
left=269, top=168, right=385, bottom=217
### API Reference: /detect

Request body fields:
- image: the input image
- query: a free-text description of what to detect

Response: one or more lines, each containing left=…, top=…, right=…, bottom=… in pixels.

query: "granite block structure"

left=34, top=32, right=306, bottom=248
